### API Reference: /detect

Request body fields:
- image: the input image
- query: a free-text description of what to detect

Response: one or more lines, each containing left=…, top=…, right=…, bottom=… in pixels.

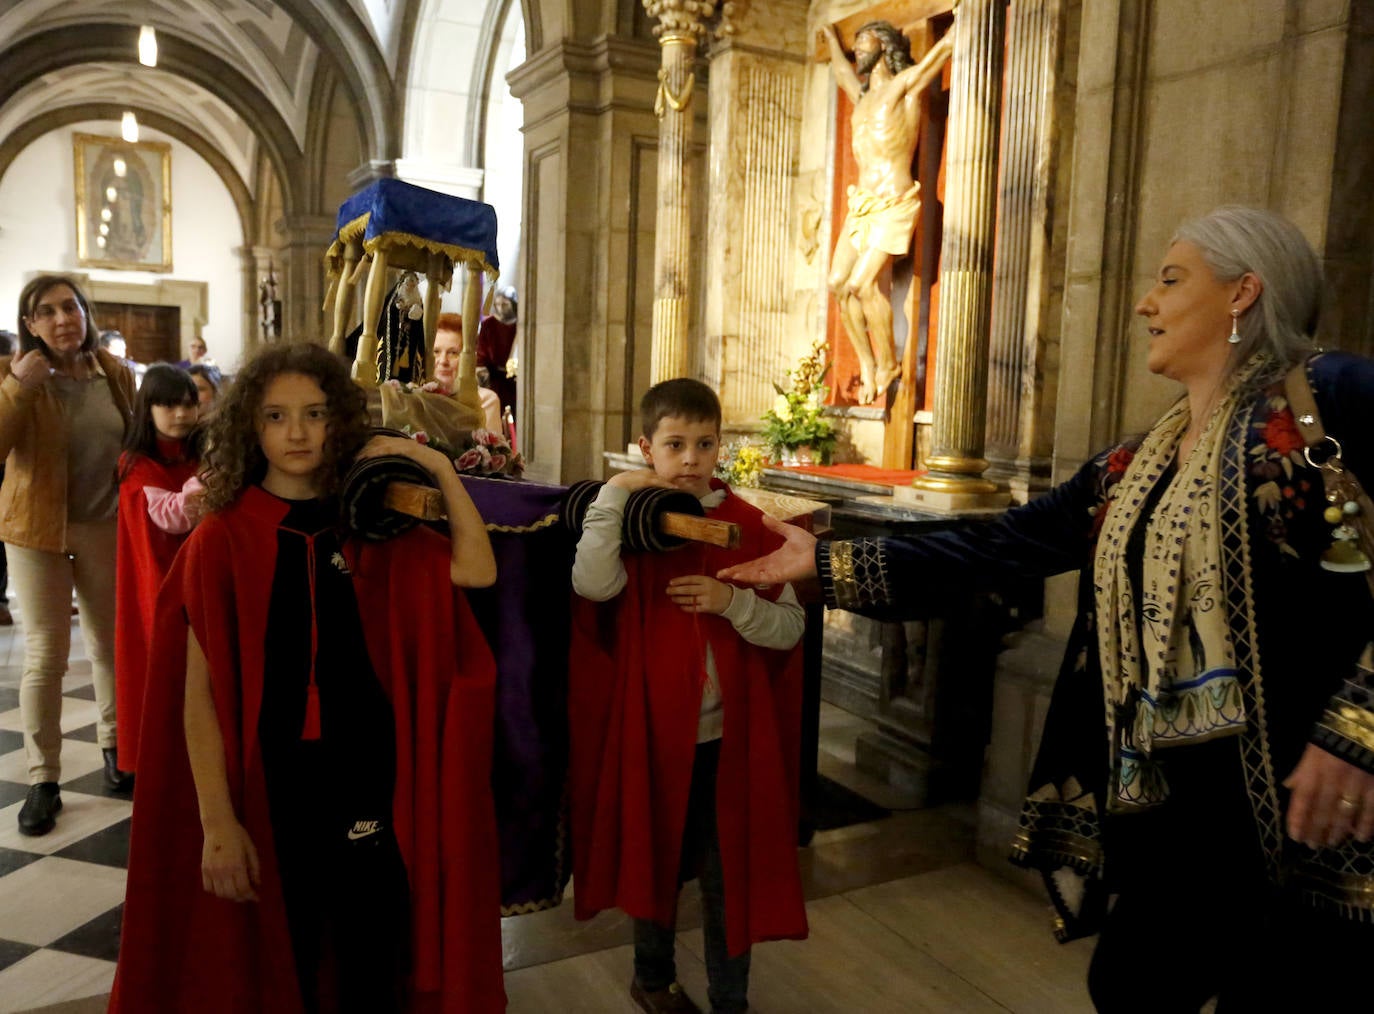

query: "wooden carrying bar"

left=383, top=481, right=742, bottom=549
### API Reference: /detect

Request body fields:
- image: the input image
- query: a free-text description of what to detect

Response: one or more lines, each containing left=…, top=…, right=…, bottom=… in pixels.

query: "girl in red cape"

left=111, top=342, right=506, bottom=1013
left=113, top=363, right=202, bottom=778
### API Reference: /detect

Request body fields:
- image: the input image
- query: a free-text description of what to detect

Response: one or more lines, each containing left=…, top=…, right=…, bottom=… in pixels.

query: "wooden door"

left=94, top=302, right=181, bottom=365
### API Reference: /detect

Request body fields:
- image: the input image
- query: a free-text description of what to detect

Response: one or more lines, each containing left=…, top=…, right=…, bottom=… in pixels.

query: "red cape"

left=568, top=485, right=808, bottom=956
left=111, top=486, right=506, bottom=1013
left=114, top=449, right=198, bottom=772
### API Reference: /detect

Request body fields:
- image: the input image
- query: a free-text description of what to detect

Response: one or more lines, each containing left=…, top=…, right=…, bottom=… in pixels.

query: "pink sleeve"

left=144, top=475, right=204, bottom=534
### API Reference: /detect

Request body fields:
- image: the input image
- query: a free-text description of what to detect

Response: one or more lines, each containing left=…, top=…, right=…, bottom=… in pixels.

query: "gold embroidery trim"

left=829, top=541, right=858, bottom=609
left=485, top=513, right=560, bottom=535
left=1322, top=704, right=1374, bottom=755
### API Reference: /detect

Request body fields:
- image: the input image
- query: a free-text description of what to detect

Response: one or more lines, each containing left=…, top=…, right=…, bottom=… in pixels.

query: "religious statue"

left=824, top=21, right=953, bottom=405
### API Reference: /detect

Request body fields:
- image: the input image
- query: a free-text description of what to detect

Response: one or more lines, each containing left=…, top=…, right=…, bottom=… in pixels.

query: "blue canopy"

left=331, top=178, right=499, bottom=276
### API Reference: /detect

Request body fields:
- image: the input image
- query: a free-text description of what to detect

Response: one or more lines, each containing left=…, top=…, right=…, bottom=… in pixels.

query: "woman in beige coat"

left=3, top=275, right=135, bottom=835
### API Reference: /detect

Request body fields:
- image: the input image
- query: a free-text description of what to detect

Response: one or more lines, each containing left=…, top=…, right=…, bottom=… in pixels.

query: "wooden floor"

left=1, top=597, right=1096, bottom=1014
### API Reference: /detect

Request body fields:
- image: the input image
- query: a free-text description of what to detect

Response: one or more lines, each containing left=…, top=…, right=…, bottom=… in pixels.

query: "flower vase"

left=781, top=444, right=814, bottom=467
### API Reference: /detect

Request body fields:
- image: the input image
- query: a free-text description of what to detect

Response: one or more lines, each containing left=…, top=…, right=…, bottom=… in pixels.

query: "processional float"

left=322, top=180, right=825, bottom=915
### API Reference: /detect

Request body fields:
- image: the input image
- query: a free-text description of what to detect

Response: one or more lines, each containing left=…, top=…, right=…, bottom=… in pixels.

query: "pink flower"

left=455, top=449, right=484, bottom=470
left=489, top=453, right=507, bottom=471
left=385, top=378, right=402, bottom=389
left=413, top=431, right=429, bottom=445
left=475, top=429, right=503, bottom=447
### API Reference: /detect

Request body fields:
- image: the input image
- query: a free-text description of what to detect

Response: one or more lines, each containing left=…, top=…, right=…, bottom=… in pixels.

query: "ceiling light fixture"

left=113, top=157, right=127, bottom=177
left=138, top=26, right=158, bottom=67
left=121, top=111, right=139, bottom=143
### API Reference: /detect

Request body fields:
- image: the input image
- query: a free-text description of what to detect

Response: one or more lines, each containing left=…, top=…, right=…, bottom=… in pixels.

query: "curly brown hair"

left=199, top=342, right=369, bottom=513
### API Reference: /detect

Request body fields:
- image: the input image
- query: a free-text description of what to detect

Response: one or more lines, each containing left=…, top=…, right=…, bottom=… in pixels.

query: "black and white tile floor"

left=0, top=611, right=130, bottom=1013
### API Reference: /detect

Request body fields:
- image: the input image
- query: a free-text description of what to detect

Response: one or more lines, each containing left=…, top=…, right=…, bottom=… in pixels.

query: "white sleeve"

left=719, top=581, right=804, bottom=650
left=571, top=484, right=631, bottom=601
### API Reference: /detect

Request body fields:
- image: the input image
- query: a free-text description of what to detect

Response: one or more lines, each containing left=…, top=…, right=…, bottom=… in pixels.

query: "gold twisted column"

left=645, top=1, right=710, bottom=382
left=904, top=0, right=1009, bottom=512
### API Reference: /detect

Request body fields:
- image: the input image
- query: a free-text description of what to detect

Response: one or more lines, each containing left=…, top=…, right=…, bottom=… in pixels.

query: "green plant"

left=759, top=338, right=836, bottom=462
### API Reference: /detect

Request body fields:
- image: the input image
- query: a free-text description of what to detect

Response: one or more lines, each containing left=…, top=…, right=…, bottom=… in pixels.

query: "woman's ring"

left=1337, top=795, right=1360, bottom=812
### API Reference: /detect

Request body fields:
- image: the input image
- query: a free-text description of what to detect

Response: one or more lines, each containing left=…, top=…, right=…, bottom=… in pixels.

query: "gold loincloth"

left=845, top=183, right=921, bottom=256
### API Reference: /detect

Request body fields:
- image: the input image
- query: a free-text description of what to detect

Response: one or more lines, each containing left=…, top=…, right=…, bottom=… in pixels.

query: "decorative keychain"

left=1312, top=439, right=1373, bottom=573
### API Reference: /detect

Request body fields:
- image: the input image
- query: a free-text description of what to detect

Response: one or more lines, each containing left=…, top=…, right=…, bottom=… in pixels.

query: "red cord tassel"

left=302, top=682, right=321, bottom=741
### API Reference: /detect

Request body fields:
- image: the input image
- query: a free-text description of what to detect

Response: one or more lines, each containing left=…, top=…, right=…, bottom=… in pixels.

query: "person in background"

left=3, top=275, right=137, bottom=835
left=476, top=286, right=517, bottom=418
left=177, top=336, right=217, bottom=370
left=99, top=330, right=139, bottom=374
left=187, top=362, right=222, bottom=411
left=114, top=364, right=203, bottom=779
left=0, top=329, right=13, bottom=625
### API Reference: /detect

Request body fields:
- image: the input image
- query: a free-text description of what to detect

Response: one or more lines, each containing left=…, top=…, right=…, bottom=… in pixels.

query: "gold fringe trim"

left=485, top=512, right=559, bottom=535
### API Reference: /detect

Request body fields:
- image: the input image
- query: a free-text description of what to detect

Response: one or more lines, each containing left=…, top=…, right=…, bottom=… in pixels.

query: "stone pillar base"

left=893, top=483, right=1010, bottom=513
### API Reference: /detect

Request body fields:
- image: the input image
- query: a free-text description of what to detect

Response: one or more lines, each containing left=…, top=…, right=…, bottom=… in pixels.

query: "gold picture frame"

left=73, top=132, right=173, bottom=272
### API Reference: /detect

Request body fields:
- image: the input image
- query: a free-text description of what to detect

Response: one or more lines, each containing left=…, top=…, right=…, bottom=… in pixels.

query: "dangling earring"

left=1228, top=309, right=1242, bottom=344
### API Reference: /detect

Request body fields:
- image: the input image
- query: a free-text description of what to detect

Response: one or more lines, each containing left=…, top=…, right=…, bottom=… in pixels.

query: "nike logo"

left=347, top=819, right=381, bottom=840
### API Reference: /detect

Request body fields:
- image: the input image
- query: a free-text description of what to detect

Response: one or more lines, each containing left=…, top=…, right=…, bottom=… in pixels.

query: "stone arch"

left=0, top=25, right=305, bottom=216
left=0, top=105, right=257, bottom=251
left=275, top=0, right=396, bottom=161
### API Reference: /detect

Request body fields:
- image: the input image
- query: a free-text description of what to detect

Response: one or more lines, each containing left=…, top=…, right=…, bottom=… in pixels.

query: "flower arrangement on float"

left=401, top=426, right=525, bottom=479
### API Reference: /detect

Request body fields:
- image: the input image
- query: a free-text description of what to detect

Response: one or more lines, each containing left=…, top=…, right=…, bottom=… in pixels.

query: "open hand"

left=666, top=574, right=733, bottom=614
left=716, top=514, right=818, bottom=586
left=201, top=818, right=261, bottom=902
left=10, top=347, right=52, bottom=389
left=1284, top=743, right=1374, bottom=847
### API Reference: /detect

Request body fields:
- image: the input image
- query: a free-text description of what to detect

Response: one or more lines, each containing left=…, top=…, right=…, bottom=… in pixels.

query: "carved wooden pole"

left=644, top=0, right=711, bottom=382
left=906, top=0, right=1008, bottom=509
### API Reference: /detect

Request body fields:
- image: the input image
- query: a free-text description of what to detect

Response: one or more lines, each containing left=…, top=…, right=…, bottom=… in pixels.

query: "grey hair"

left=1171, top=206, right=1322, bottom=384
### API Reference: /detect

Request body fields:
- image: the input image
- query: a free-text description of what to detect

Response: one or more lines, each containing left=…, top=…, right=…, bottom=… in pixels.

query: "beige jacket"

left=0, top=349, right=136, bottom=552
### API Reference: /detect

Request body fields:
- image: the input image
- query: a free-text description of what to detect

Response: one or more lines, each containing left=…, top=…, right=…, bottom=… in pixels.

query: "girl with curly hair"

left=115, top=342, right=506, bottom=1013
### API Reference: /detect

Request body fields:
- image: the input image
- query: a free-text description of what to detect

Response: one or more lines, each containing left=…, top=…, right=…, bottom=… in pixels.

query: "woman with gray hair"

left=718, top=207, right=1374, bottom=1009
left=2, top=275, right=136, bottom=836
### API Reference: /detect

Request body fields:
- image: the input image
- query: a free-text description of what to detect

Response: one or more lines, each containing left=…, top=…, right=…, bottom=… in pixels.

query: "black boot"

left=103, top=748, right=133, bottom=793
left=18, top=782, right=62, bottom=836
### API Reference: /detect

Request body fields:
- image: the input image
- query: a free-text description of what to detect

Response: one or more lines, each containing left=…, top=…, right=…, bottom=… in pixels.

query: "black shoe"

left=18, top=782, right=62, bottom=836
left=103, top=748, right=133, bottom=793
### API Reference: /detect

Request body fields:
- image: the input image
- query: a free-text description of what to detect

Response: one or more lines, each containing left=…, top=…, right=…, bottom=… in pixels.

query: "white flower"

left=772, top=395, right=792, bottom=422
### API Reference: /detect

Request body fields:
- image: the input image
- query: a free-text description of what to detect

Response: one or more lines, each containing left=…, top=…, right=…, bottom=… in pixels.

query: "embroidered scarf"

left=1094, top=356, right=1272, bottom=808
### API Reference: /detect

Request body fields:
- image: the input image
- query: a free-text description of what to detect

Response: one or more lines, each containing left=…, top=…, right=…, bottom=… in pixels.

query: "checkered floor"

left=0, top=607, right=131, bottom=1013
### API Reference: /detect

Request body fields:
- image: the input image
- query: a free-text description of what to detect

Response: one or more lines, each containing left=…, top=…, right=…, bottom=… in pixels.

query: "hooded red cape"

left=568, top=484, right=808, bottom=956
left=111, top=486, right=505, bottom=1013
left=114, top=447, right=198, bottom=772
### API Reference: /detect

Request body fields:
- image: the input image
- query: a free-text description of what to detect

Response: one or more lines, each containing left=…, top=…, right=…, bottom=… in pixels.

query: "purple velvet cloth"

left=459, top=476, right=572, bottom=913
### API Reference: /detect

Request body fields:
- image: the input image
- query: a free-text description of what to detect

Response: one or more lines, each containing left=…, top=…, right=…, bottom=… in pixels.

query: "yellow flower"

left=772, top=395, right=793, bottom=422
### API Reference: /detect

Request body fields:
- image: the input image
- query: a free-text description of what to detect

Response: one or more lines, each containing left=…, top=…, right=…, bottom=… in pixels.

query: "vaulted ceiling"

left=0, top=0, right=403, bottom=217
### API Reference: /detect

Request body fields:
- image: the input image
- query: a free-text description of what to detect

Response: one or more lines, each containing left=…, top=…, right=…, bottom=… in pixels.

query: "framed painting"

left=73, top=132, right=173, bottom=272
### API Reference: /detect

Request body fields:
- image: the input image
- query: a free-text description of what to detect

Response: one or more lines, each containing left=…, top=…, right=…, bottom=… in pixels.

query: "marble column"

left=704, top=0, right=808, bottom=425
left=903, top=0, right=1009, bottom=512
left=275, top=213, right=337, bottom=343
left=644, top=0, right=711, bottom=383
left=984, top=0, right=1065, bottom=502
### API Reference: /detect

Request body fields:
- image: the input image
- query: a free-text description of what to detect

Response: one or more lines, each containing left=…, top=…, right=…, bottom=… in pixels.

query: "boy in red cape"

left=569, top=379, right=808, bottom=1014
left=111, top=343, right=506, bottom=1013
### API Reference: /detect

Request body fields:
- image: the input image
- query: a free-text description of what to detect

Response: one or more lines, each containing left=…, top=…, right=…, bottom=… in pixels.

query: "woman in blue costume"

left=720, top=207, right=1374, bottom=1011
